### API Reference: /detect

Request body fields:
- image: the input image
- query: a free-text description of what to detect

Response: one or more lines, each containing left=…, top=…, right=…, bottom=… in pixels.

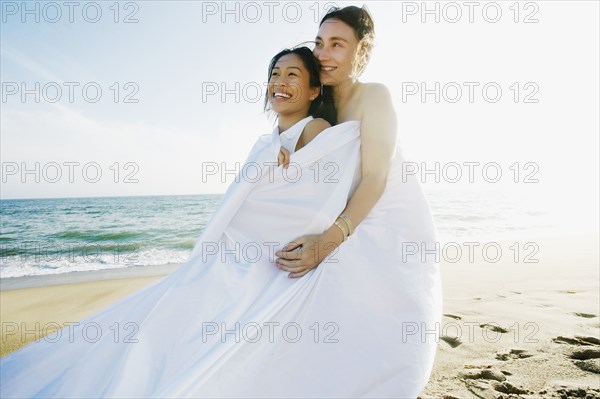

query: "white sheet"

left=0, top=116, right=442, bottom=398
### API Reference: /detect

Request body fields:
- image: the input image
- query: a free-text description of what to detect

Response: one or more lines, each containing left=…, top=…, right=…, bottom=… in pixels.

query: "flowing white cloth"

left=0, top=116, right=442, bottom=398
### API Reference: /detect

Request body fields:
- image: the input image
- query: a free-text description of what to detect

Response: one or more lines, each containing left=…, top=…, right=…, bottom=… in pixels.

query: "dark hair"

left=263, top=46, right=336, bottom=125
left=320, top=5, right=375, bottom=76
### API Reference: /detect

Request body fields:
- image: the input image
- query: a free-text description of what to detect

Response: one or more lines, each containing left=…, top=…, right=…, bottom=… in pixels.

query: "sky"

left=1, top=0, right=599, bottom=231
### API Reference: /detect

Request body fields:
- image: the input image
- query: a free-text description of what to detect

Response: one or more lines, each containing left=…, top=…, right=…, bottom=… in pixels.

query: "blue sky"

left=1, top=0, right=599, bottom=234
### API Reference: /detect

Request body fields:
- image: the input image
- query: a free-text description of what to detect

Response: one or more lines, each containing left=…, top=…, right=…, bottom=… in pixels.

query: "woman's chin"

left=271, top=104, right=287, bottom=114
left=319, top=76, right=336, bottom=86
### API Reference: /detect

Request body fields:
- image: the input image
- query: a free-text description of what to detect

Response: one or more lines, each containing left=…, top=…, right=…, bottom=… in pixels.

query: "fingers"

left=279, top=148, right=290, bottom=169
left=276, top=258, right=304, bottom=271
left=276, top=249, right=301, bottom=261
left=276, top=240, right=304, bottom=256
left=288, top=237, right=307, bottom=249
left=275, top=247, right=302, bottom=260
left=275, top=259, right=312, bottom=278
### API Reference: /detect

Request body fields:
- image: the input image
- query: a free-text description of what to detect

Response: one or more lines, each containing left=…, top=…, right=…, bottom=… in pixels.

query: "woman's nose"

left=272, top=77, right=286, bottom=87
left=315, top=48, right=330, bottom=61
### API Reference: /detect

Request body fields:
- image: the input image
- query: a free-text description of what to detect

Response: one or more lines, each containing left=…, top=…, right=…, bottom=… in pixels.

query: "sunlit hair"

left=264, top=46, right=336, bottom=125
left=320, top=5, right=375, bottom=77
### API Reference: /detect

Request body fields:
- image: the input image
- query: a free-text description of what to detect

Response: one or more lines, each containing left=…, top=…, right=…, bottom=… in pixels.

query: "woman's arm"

left=328, top=83, right=398, bottom=235
left=275, top=83, right=398, bottom=277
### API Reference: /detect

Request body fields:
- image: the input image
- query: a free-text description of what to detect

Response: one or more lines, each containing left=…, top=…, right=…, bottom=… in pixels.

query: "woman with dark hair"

left=264, top=46, right=337, bottom=129
left=262, top=46, right=337, bottom=156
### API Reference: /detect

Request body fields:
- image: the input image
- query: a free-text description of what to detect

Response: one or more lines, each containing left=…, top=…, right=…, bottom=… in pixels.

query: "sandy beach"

left=422, top=233, right=600, bottom=399
left=1, top=233, right=598, bottom=398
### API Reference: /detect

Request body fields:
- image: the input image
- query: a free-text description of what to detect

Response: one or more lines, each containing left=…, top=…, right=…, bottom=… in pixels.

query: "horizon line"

left=0, top=193, right=225, bottom=201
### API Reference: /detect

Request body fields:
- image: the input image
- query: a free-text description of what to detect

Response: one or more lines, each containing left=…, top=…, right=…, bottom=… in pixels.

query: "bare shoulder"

left=357, top=82, right=397, bottom=143
left=359, top=82, right=392, bottom=104
left=303, top=118, right=331, bottom=138
left=296, top=118, right=331, bottom=151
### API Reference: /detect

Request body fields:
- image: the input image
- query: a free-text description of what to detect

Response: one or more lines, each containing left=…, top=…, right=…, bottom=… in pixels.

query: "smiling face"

left=313, top=18, right=361, bottom=86
left=267, top=53, right=319, bottom=117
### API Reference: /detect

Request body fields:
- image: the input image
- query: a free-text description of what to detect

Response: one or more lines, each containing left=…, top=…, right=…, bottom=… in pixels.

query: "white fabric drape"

left=1, top=116, right=442, bottom=398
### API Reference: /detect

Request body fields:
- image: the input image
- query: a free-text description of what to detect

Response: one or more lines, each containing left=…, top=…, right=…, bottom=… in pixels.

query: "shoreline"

left=2, top=228, right=593, bottom=289
left=0, top=263, right=182, bottom=291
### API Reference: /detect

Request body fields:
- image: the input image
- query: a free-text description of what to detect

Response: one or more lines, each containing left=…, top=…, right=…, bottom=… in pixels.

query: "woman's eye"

left=333, top=42, right=341, bottom=47
left=288, top=73, right=297, bottom=77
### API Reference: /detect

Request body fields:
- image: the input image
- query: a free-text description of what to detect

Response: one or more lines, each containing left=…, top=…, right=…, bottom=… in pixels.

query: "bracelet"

left=338, top=214, right=355, bottom=236
left=333, top=220, right=348, bottom=242
left=335, top=217, right=349, bottom=237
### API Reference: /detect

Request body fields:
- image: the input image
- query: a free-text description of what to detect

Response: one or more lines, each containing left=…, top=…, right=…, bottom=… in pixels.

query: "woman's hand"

left=275, top=229, right=344, bottom=278
left=278, top=147, right=290, bottom=169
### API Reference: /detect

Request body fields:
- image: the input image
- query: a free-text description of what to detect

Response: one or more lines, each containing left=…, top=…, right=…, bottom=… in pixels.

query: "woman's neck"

left=277, top=112, right=309, bottom=134
left=331, top=78, right=360, bottom=114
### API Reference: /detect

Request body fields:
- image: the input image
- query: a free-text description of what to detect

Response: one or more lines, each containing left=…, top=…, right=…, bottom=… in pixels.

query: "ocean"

left=0, top=189, right=590, bottom=278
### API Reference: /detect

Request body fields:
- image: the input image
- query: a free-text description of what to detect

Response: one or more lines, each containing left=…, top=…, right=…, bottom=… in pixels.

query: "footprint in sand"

left=495, top=348, right=534, bottom=361
left=490, top=381, right=530, bottom=395
left=463, top=364, right=493, bottom=369
left=539, top=382, right=600, bottom=398
left=459, top=367, right=506, bottom=382
left=552, top=335, right=600, bottom=346
left=552, top=335, right=600, bottom=375
left=569, top=348, right=600, bottom=360
left=480, top=323, right=509, bottom=334
left=459, top=364, right=531, bottom=397
left=463, top=379, right=531, bottom=398
left=572, top=312, right=597, bottom=318
left=574, top=359, right=600, bottom=374
left=443, top=313, right=462, bottom=320
left=441, top=336, right=462, bottom=348
left=463, top=379, right=496, bottom=399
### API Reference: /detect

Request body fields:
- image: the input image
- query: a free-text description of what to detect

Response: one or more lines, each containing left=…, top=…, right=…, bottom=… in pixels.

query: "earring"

left=320, top=84, right=323, bottom=96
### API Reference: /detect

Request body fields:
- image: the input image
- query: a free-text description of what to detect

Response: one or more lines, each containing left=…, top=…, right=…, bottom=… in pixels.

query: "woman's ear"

left=309, top=86, right=320, bottom=101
